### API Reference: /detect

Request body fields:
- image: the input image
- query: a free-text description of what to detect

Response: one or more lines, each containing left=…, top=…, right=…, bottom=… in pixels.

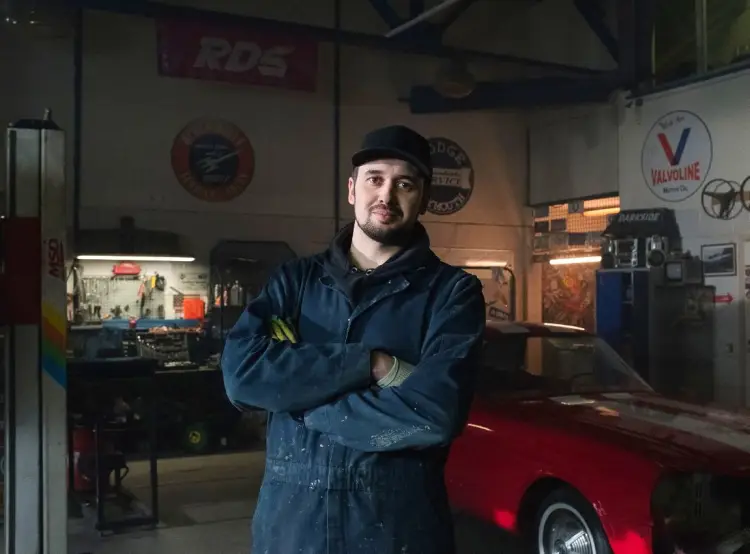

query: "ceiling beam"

left=385, top=0, right=464, bottom=38
left=76, top=0, right=606, bottom=75
left=367, top=0, right=402, bottom=28
left=436, top=0, right=477, bottom=33
left=574, top=0, right=618, bottom=62
left=408, top=73, right=621, bottom=113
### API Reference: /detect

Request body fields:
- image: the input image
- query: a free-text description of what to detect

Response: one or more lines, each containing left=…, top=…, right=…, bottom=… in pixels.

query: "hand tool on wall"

left=155, top=273, right=166, bottom=291
left=138, top=279, right=146, bottom=318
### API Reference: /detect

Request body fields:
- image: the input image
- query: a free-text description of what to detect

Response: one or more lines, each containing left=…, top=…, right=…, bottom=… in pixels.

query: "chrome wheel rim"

left=537, top=502, right=597, bottom=554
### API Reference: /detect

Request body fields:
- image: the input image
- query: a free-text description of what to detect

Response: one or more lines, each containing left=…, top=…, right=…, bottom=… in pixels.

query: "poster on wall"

left=427, top=137, right=474, bottom=215
left=701, top=242, right=736, bottom=277
left=156, top=19, right=319, bottom=92
left=463, top=266, right=513, bottom=321
left=171, top=117, right=255, bottom=202
left=432, top=247, right=514, bottom=319
left=542, top=262, right=596, bottom=330
left=641, top=110, right=712, bottom=202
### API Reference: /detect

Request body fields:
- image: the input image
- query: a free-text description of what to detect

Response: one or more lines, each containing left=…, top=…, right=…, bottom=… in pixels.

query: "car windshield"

left=478, top=332, right=652, bottom=399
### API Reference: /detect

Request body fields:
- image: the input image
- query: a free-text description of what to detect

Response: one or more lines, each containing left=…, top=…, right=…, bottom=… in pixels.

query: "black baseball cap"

left=351, top=125, right=432, bottom=181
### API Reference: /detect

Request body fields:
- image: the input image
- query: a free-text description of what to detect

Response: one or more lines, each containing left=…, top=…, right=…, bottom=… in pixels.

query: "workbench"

left=68, top=320, right=260, bottom=459
left=67, top=357, right=160, bottom=533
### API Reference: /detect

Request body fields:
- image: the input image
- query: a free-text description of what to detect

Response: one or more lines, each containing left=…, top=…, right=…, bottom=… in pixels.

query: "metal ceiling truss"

left=76, top=0, right=653, bottom=113
left=77, top=0, right=604, bottom=75
left=408, top=74, right=620, bottom=113
left=404, top=0, right=656, bottom=112
left=573, top=0, right=618, bottom=62
left=376, top=0, right=476, bottom=39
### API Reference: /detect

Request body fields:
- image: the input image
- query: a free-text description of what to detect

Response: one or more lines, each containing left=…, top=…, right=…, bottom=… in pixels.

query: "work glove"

left=269, top=315, right=298, bottom=344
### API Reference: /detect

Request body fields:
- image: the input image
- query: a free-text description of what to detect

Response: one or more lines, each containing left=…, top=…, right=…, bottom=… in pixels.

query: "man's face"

left=347, top=159, right=425, bottom=245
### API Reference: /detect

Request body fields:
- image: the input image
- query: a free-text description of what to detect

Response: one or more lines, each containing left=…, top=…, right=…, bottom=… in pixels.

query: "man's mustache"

left=370, top=205, right=402, bottom=216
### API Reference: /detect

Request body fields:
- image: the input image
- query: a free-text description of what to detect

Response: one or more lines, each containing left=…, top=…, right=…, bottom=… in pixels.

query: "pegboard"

left=75, top=260, right=210, bottom=321
left=79, top=276, right=167, bottom=320
left=532, top=196, right=620, bottom=256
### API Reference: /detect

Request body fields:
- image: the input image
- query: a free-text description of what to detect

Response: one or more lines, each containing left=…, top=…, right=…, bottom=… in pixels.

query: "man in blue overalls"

left=221, top=125, right=486, bottom=554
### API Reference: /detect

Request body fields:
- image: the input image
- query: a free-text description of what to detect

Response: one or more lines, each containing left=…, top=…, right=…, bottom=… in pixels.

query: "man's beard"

left=356, top=212, right=414, bottom=246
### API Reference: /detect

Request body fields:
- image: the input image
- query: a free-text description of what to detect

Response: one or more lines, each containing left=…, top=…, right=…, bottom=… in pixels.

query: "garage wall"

left=0, top=1, right=618, bottom=325
left=529, top=102, right=619, bottom=205
left=618, top=69, right=750, bottom=408
left=74, top=5, right=532, bottom=324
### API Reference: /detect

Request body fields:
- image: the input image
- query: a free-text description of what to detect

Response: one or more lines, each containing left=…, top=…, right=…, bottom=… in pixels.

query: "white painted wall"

left=618, top=69, right=750, bottom=408
left=529, top=102, right=619, bottom=205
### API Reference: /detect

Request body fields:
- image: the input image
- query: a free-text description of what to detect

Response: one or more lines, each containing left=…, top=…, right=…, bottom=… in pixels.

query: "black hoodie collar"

left=322, top=221, right=437, bottom=299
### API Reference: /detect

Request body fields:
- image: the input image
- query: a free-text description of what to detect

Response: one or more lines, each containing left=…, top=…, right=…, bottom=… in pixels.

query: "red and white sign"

left=156, top=19, right=318, bottom=92
left=641, top=110, right=713, bottom=203
left=715, top=293, right=734, bottom=304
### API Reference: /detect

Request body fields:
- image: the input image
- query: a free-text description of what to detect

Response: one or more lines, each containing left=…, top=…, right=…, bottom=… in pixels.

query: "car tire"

left=531, top=487, right=612, bottom=554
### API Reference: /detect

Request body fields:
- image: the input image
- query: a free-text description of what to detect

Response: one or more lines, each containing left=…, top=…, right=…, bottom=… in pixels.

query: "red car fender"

left=447, top=406, right=662, bottom=553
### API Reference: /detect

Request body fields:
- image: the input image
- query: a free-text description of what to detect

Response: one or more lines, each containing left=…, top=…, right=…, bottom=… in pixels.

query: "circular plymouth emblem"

left=171, top=117, right=255, bottom=202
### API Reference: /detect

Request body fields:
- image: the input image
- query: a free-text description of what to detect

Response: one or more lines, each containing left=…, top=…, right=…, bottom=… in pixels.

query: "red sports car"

left=446, top=321, right=750, bottom=554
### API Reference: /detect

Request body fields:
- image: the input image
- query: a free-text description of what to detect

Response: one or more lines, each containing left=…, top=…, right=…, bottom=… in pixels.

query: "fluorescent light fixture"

left=583, top=207, right=619, bottom=217
left=543, top=322, right=586, bottom=331
left=549, top=256, right=601, bottom=266
left=463, top=261, right=508, bottom=267
left=76, top=254, right=195, bottom=262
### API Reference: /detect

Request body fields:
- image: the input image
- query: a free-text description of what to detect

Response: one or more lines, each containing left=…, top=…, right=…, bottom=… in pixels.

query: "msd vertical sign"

left=156, top=19, right=319, bottom=92
left=641, top=110, right=713, bottom=202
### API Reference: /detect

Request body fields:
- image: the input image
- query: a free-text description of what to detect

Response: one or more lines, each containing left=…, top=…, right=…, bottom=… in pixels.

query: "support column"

left=3, top=111, right=68, bottom=554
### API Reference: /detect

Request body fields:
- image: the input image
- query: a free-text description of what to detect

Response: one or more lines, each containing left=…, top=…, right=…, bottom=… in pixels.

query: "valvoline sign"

left=641, top=110, right=712, bottom=202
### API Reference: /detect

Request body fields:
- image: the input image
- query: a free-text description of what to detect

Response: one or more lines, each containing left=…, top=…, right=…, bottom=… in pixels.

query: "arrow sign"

left=715, top=293, right=734, bottom=304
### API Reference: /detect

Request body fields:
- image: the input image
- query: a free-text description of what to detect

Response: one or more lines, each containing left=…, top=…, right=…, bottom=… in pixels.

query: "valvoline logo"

left=641, top=110, right=712, bottom=202
left=657, top=127, right=690, bottom=166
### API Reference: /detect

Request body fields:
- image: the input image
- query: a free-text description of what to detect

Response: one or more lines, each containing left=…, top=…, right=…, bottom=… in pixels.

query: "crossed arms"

left=220, top=263, right=486, bottom=452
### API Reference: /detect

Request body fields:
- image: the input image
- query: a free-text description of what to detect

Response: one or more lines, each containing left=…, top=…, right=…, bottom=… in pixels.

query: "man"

left=221, top=125, right=486, bottom=554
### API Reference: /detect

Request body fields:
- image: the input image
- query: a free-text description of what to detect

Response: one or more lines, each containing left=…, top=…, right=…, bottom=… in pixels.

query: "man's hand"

left=370, top=350, right=394, bottom=382
left=269, top=316, right=298, bottom=343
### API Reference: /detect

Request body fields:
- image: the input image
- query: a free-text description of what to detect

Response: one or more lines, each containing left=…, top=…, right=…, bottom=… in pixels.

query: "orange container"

left=183, top=297, right=206, bottom=320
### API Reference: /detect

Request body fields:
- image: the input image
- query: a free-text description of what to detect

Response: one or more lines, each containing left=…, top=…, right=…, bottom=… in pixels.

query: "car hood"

left=486, top=391, right=750, bottom=474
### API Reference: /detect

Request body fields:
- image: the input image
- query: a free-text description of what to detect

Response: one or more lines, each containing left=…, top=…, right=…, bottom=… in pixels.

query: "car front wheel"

left=533, top=487, right=612, bottom=554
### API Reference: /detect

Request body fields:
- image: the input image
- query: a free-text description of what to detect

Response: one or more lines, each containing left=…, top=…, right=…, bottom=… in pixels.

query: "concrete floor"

left=68, top=451, right=262, bottom=554
left=66, top=450, right=516, bottom=554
